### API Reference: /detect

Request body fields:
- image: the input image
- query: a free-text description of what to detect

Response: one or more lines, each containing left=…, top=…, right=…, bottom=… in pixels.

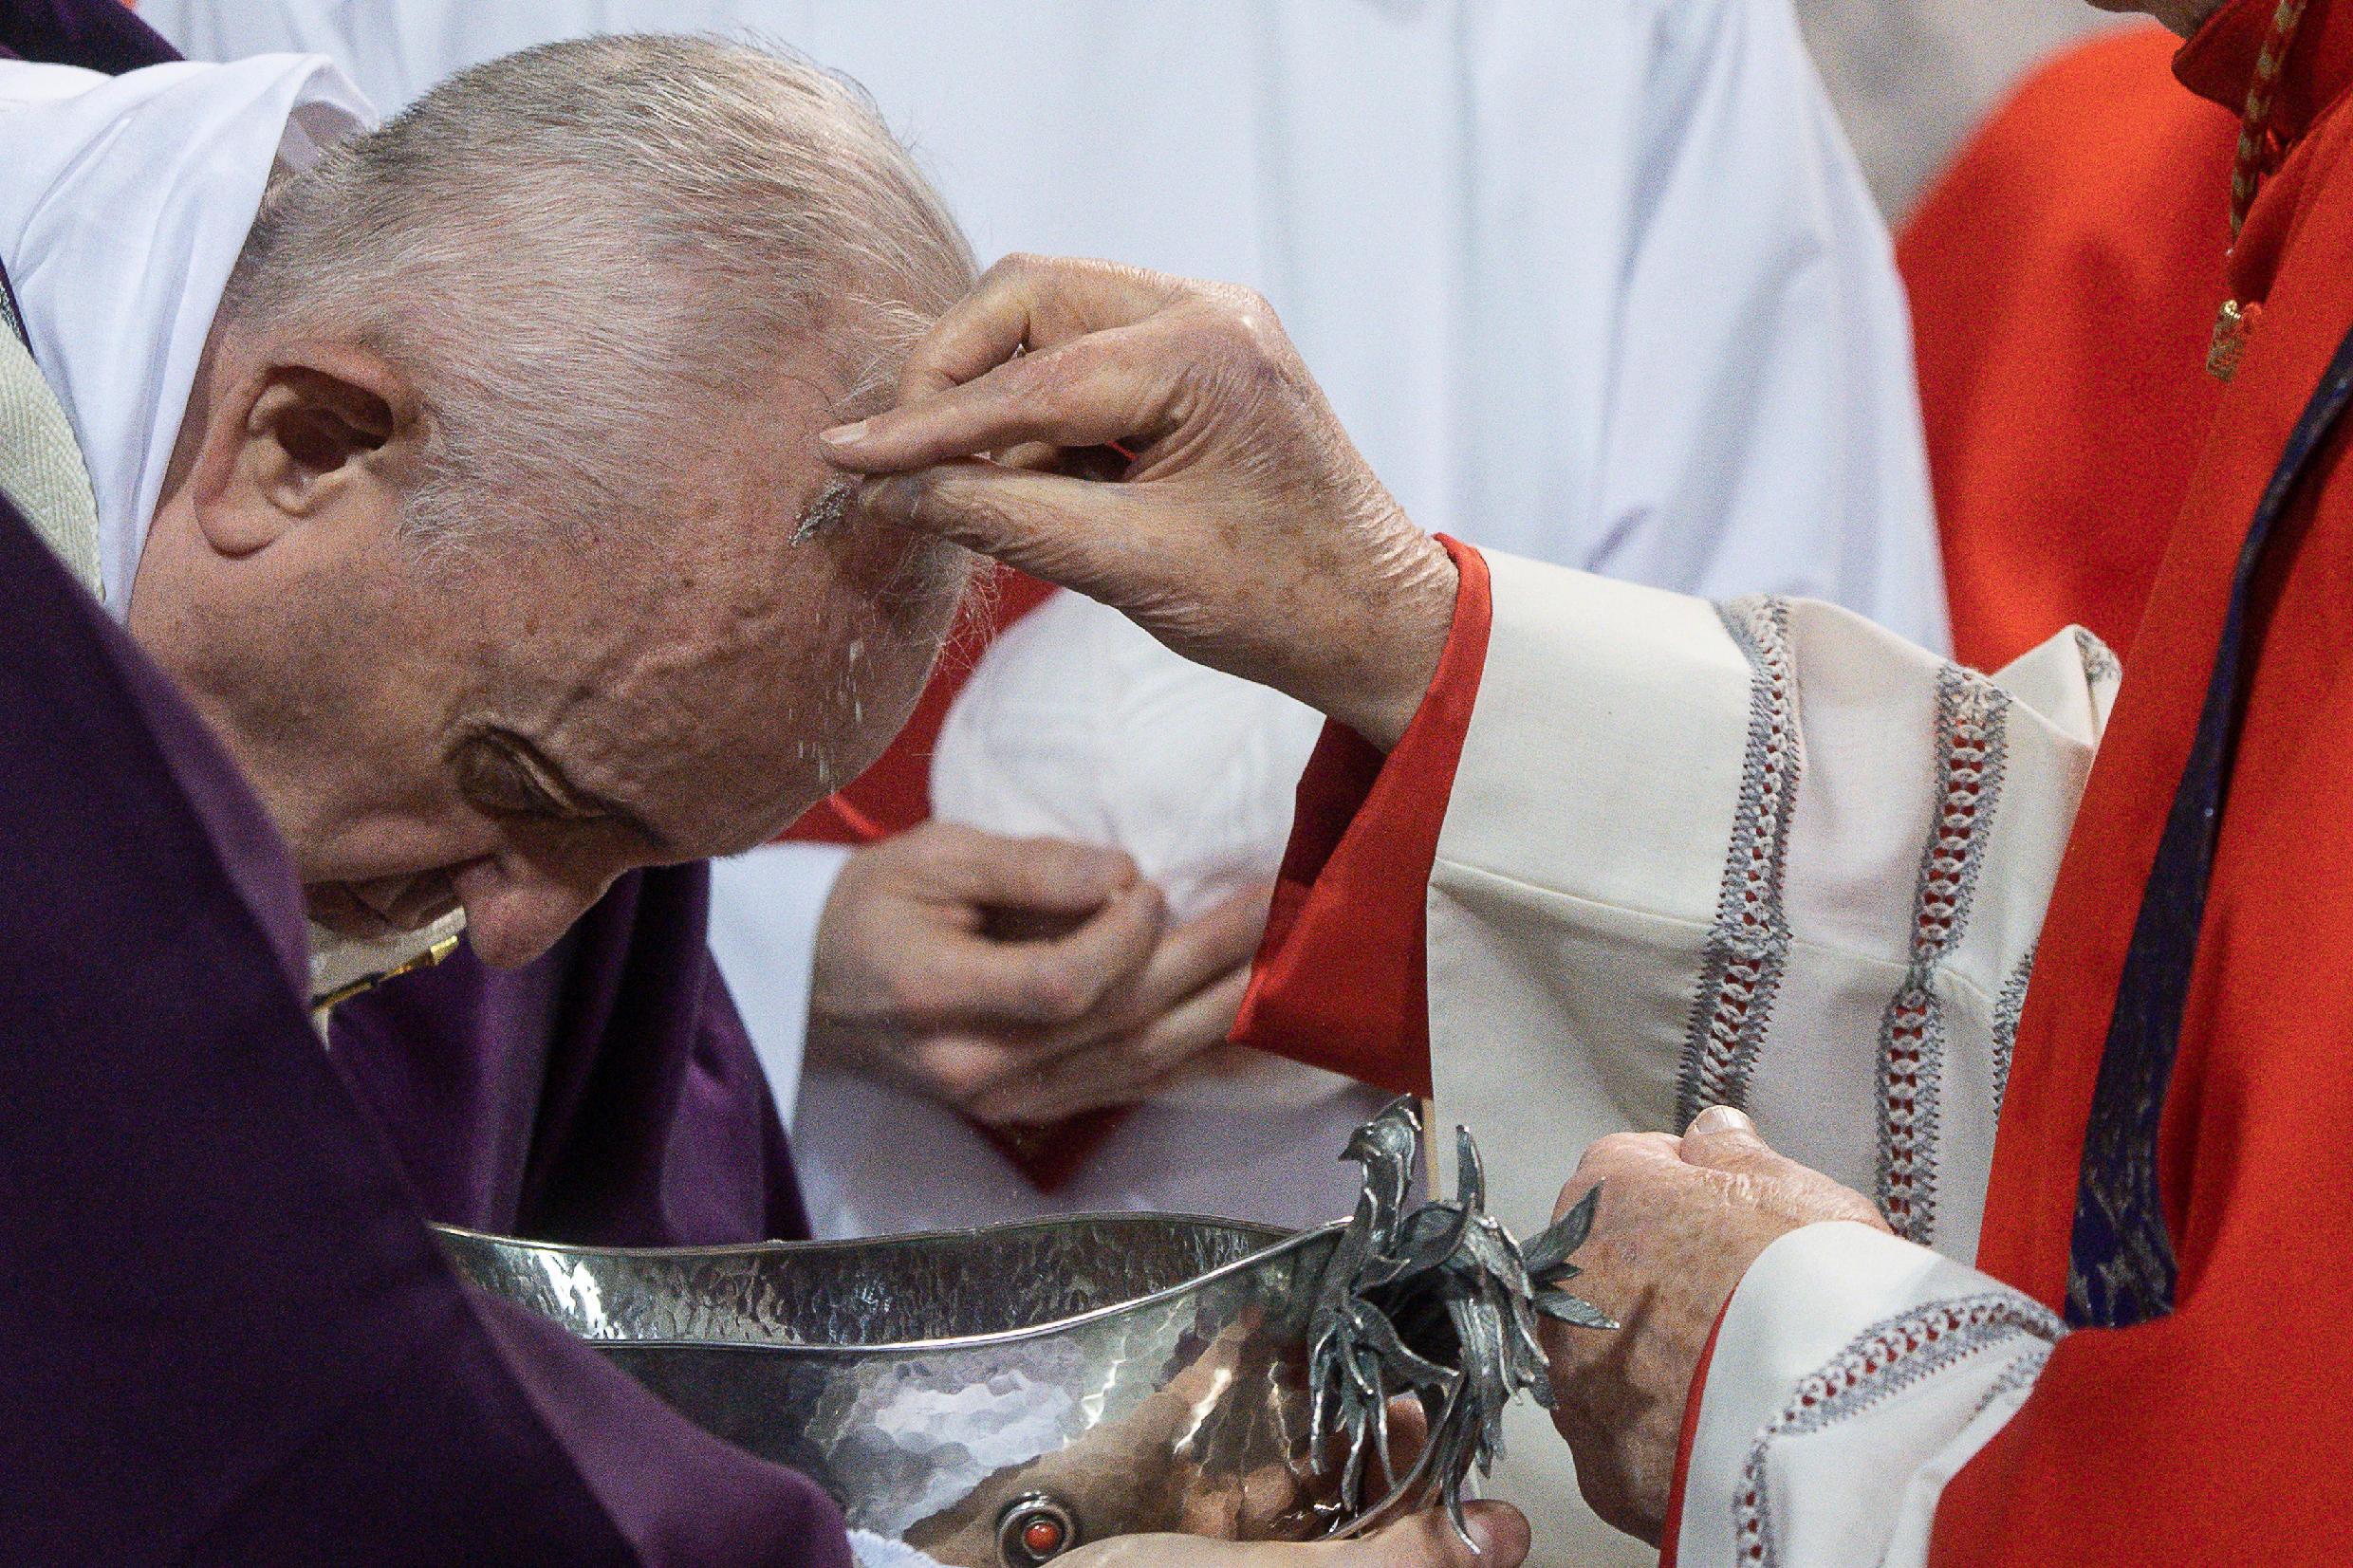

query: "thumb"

left=1347, top=1503, right=1529, bottom=1568
left=1678, top=1104, right=1895, bottom=1234
left=1677, top=1105, right=1792, bottom=1176
left=920, top=826, right=1140, bottom=914
left=856, top=462, right=1148, bottom=592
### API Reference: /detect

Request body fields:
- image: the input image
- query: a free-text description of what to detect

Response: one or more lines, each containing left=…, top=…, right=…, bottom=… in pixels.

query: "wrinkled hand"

left=808, top=820, right=1269, bottom=1124
left=1539, top=1107, right=1892, bottom=1543
left=821, top=255, right=1457, bottom=750
left=1053, top=1505, right=1529, bottom=1568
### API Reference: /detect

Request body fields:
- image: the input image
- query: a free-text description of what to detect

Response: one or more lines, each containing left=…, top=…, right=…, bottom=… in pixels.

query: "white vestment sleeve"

left=1676, top=1222, right=2066, bottom=1568
left=1428, top=551, right=2120, bottom=1260
left=706, top=841, right=853, bottom=1129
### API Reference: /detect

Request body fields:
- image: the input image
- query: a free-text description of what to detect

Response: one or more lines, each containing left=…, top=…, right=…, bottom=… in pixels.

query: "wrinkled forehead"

left=462, top=500, right=962, bottom=857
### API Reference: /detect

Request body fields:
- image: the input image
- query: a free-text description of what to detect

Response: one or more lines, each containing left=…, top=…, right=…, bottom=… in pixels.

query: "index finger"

left=822, top=321, right=1175, bottom=475
left=915, top=879, right=1167, bottom=1028
left=917, top=824, right=1141, bottom=914
left=900, top=253, right=1185, bottom=401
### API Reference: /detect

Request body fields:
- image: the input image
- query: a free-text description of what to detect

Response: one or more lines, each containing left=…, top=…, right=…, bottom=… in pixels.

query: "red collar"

left=2177, top=0, right=2353, bottom=138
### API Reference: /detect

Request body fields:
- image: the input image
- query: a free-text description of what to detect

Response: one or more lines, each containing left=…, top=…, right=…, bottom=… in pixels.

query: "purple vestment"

left=0, top=489, right=852, bottom=1563
left=0, top=5, right=854, bottom=1560
left=330, top=875, right=813, bottom=1246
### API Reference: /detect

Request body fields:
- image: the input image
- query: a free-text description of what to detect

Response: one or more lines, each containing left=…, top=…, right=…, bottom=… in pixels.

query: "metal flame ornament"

left=1307, top=1099, right=1614, bottom=1546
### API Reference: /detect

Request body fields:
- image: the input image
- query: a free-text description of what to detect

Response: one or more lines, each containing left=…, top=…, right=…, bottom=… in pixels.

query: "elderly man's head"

left=129, top=35, right=976, bottom=967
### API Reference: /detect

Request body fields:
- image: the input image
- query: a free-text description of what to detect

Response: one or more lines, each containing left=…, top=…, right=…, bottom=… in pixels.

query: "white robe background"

left=143, top=7, right=1945, bottom=1563
left=142, top=1, right=1943, bottom=610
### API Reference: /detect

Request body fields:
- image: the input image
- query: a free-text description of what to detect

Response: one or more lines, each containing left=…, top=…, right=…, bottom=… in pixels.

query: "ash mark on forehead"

left=792, top=475, right=859, bottom=544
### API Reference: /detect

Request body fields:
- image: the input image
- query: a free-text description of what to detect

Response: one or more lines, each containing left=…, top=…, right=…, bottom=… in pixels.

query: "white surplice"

left=0, top=54, right=368, bottom=616
left=1421, top=550, right=2114, bottom=1565
left=0, top=53, right=466, bottom=1003
left=787, top=590, right=1382, bottom=1243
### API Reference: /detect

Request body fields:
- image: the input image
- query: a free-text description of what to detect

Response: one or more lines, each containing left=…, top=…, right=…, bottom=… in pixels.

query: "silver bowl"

left=435, top=1213, right=1362, bottom=1565
left=433, top=1100, right=1612, bottom=1565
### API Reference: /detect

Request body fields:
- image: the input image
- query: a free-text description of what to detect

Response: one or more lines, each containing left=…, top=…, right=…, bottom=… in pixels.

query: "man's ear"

left=192, top=347, right=419, bottom=558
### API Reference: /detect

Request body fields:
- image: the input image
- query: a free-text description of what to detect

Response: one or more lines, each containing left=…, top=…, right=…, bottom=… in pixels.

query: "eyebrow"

left=490, top=728, right=676, bottom=858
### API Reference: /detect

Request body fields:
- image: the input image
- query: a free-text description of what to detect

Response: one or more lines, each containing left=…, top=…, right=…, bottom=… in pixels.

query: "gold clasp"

left=2209, top=299, right=2260, bottom=381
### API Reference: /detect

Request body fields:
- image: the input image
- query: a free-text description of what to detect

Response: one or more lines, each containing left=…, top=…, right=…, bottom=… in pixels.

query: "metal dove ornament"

left=435, top=1098, right=1609, bottom=1566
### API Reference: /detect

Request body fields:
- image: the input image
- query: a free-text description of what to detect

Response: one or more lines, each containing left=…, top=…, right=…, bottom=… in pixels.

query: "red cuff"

left=1657, top=1296, right=1731, bottom=1568
left=1230, top=538, right=1493, bottom=1098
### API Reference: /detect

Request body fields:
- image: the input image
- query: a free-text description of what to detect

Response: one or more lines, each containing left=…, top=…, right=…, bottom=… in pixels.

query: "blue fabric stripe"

left=2066, top=318, right=2353, bottom=1328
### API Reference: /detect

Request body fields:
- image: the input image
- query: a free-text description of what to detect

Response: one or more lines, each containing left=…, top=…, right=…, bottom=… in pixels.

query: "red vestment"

left=1939, top=0, right=2353, bottom=1551
left=1240, top=0, right=2353, bottom=1550
left=1899, top=27, right=2236, bottom=672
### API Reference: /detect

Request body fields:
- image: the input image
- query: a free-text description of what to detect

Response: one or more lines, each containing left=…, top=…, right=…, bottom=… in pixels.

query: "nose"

left=449, top=856, right=614, bottom=968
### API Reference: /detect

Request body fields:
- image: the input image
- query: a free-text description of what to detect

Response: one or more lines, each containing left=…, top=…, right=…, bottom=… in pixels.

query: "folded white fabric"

left=931, top=589, right=1344, bottom=1114
left=0, top=54, right=372, bottom=617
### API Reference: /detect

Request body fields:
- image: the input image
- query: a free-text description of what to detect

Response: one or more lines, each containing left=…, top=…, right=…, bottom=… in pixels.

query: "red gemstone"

left=1023, top=1518, right=1065, bottom=1558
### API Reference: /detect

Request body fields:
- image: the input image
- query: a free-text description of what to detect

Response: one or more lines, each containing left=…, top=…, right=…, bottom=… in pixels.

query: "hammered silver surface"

left=436, top=1212, right=1283, bottom=1347
left=435, top=1214, right=1350, bottom=1562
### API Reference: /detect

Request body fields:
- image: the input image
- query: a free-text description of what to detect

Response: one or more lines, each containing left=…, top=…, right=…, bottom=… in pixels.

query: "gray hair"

left=221, top=34, right=978, bottom=553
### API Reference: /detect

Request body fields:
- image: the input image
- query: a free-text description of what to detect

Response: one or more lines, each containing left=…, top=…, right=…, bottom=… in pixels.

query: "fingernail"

left=1463, top=1508, right=1500, bottom=1560
left=821, top=418, right=869, bottom=446
left=1688, top=1105, right=1754, bottom=1136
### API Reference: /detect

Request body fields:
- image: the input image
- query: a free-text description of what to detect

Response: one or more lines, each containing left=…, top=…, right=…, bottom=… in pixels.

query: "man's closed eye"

left=453, top=733, right=604, bottom=822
